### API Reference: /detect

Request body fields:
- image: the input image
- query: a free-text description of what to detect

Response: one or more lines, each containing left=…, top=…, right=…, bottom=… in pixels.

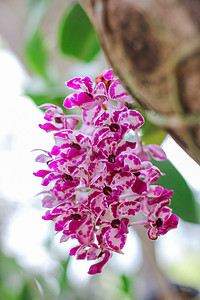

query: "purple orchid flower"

left=146, top=200, right=179, bottom=240
left=34, top=69, right=179, bottom=275
left=63, top=76, right=108, bottom=125
left=96, top=69, right=133, bottom=104
left=93, top=107, right=144, bottom=145
left=95, top=199, right=140, bottom=252
left=51, top=130, right=92, bottom=168
left=39, top=104, right=79, bottom=132
left=91, top=138, right=136, bottom=172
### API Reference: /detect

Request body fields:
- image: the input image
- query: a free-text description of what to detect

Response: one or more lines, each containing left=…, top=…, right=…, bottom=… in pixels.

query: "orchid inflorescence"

left=34, top=69, right=179, bottom=274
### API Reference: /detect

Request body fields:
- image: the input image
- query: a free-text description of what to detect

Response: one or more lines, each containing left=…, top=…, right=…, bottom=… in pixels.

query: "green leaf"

left=120, top=275, right=130, bottom=294
left=24, top=31, right=52, bottom=80
left=59, top=257, right=71, bottom=294
left=21, top=284, right=33, bottom=300
left=152, top=158, right=200, bottom=223
left=59, top=3, right=101, bottom=62
left=24, top=0, right=53, bottom=79
left=142, top=119, right=166, bottom=145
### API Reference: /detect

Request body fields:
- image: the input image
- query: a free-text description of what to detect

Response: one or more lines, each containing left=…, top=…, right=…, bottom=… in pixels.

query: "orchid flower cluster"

left=34, top=69, right=179, bottom=274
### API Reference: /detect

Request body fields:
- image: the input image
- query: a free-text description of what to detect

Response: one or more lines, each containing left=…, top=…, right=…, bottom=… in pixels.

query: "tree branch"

left=81, top=0, right=200, bottom=165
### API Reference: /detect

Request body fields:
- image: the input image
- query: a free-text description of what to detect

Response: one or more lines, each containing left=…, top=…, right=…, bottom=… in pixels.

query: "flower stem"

left=130, top=220, right=148, bottom=226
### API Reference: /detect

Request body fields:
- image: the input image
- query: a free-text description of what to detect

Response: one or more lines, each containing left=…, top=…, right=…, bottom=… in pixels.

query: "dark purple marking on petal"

left=158, top=214, right=179, bottom=235
left=70, top=143, right=81, bottom=150
left=111, top=219, right=121, bottom=228
left=156, top=218, right=163, bottom=228
left=70, top=213, right=82, bottom=221
left=109, top=123, right=120, bottom=132
left=133, top=172, right=141, bottom=177
left=132, top=177, right=147, bottom=194
left=103, top=186, right=112, bottom=196
left=108, top=154, right=116, bottom=163
left=55, top=117, right=63, bottom=124
left=62, top=174, right=73, bottom=181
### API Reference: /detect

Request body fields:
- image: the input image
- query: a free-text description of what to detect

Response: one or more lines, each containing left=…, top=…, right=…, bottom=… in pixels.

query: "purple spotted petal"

left=105, top=228, right=126, bottom=251
left=112, top=107, right=127, bottom=123
left=122, top=154, right=142, bottom=172
left=77, top=217, right=94, bottom=244
left=42, top=210, right=58, bottom=221
left=66, top=77, right=94, bottom=93
left=82, top=105, right=102, bottom=125
left=119, top=109, right=144, bottom=130
left=88, top=190, right=107, bottom=216
left=140, top=197, right=150, bottom=215
left=155, top=204, right=172, bottom=220
left=40, top=103, right=63, bottom=112
left=40, top=104, right=63, bottom=121
left=69, top=245, right=82, bottom=256
left=118, top=201, right=140, bottom=217
left=35, top=152, right=52, bottom=163
left=132, top=177, right=147, bottom=194
left=98, top=138, right=136, bottom=158
left=147, top=227, right=158, bottom=240
left=90, top=175, right=105, bottom=190
left=42, top=193, right=58, bottom=208
left=145, top=144, right=167, bottom=161
left=148, top=188, right=173, bottom=205
left=109, top=80, right=127, bottom=99
left=87, top=245, right=101, bottom=260
left=93, top=82, right=108, bottom=99
left=93, top=125, right=127, bottom=146
left=108, top=80, right=133, bottom=103
left=76, top=247, right=87, bottom=260
left=77, top=92, right=96, bottom=109
left=96, top=224, right=110, bottom=243
left=115, top=218, right=129, bottom=237
left=111, top=171, right=136, bottom=190
left=115, top=141, right=136, bottom=156
left=103, top=69, right=114, bottom=81
left=148, top=185, right=164, bottom=197
left=64, top=118, right=79, bottom=130
left=158, top=214, right=179, bottom=235
left=55, top=216, right=71, bottom=232
left=88, top=250, right=112, bottom=275
left=94, top=110, right=111, bottom=127
left=39, top=123, right=62, bottom=132
left=33, top=169, right=51, bottom=178
left=63, top=93, right=79, bottom=109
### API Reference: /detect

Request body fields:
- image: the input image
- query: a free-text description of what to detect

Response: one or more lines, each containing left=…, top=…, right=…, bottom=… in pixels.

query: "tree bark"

left=80, top=0, right=200, bottom=165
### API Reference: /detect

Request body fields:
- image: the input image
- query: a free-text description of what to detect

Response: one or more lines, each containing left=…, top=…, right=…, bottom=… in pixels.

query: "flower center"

left=111, top=219, right=121, bottom=228
left=70, top=213, right=82, bottom=221
left=97, top=251, right=104, bottom=258
left=108, top=154, right=116, bottom=163
left=109, top=123, right=120, bottom=132
left=133, top=172, right=141, bottom=177
left=70, top=143, right=81, bottom=150
left=62, top=174, right=73, bottom=181
left=103, top=186, right=112, bottom=196
left=156, top=218, right=163, bottom=227
left=55, top=117, right=63, bottom=124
